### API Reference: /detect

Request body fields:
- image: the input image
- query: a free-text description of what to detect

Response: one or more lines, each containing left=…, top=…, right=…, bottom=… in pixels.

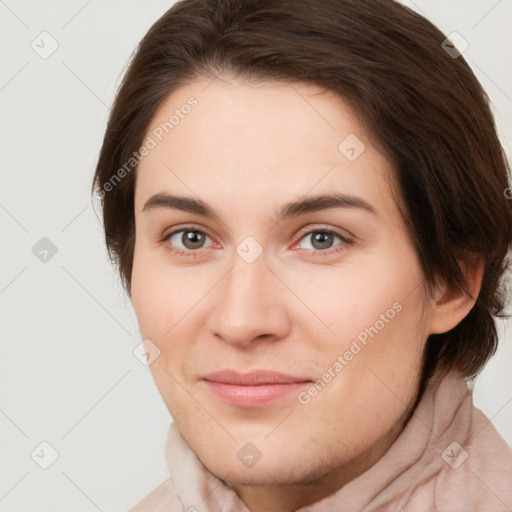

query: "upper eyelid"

left=295, top=225, right=352, bottom=240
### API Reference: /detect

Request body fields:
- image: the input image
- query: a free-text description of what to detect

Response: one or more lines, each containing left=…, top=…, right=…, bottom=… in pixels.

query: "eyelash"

left=159, top=225, right=353, bottom=260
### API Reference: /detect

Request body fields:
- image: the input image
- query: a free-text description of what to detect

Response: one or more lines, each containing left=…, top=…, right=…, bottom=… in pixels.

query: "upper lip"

left=203, top=369, right=312, bottom=385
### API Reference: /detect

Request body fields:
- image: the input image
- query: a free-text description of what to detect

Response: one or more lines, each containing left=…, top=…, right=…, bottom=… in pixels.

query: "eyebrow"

left=142, top=191, right=379, bottom=221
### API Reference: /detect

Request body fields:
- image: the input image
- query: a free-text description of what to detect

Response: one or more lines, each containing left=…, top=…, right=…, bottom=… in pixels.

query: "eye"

left=292, top=228, right=352, bottom=257
left=161, top=228, right=215, bottom=258
left=160, top=225, right=353, bottom=259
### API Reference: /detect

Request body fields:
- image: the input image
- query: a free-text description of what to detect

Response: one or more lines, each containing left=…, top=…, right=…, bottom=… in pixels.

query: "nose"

left=207, top=250, right=291, bottom=348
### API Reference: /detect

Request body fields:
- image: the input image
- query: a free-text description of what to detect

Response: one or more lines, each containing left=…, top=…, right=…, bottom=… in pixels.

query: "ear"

left=428, top=256, right=485, bottom=335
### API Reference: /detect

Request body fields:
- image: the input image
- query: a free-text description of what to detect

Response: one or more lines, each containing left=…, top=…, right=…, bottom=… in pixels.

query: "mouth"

left=202, top=369, right=312, bottom=407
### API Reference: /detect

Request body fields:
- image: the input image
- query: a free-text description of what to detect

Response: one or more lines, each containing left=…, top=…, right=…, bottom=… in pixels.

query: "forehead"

left=134, top=76, right=398, bottom=220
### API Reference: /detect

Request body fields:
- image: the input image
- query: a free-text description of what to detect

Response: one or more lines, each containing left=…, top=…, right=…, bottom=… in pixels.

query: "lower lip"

left=204, top=381, right=310, bottom=407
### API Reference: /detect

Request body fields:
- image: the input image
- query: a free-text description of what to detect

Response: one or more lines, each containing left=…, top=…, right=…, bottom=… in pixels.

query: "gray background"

left=1, top=1, right=511, bottom=510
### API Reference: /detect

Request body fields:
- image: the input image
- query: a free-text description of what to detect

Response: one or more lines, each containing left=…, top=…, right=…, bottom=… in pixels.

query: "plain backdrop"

left=1, top=1, right=511, bottom=510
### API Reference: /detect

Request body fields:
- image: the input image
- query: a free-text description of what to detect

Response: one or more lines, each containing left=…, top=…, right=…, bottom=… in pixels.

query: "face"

left=130, top=75, right=431, bottom=490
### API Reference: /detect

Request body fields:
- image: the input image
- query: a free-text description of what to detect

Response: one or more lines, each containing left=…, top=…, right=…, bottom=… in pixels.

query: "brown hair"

left=92, top=0, right=512, bottom=380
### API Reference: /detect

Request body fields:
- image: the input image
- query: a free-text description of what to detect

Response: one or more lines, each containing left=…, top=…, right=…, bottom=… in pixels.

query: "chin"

left=197, top=443, right=334, bottom=488
left=209, top=461, right=304, bottom=487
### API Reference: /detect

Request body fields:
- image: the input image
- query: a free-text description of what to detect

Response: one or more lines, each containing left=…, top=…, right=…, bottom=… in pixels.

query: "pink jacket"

left=130, top=370, right=512, bottom=511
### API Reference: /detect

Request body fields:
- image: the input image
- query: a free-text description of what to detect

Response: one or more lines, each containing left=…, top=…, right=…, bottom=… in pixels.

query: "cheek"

left=130, top=248, right=214, bottom=372
left=290, top=260, right=421, bottom=353
left=130, top=247, right=175, bottom=351
left=328, top=289, right=426, bottom=425
left=131, top=244, right=187, bottom=332
left=301, top=246, right=427, bottom=404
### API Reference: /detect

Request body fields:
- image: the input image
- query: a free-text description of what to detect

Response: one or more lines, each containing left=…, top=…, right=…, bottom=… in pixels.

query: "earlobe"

left=428, top=256, right=484, bottom=334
